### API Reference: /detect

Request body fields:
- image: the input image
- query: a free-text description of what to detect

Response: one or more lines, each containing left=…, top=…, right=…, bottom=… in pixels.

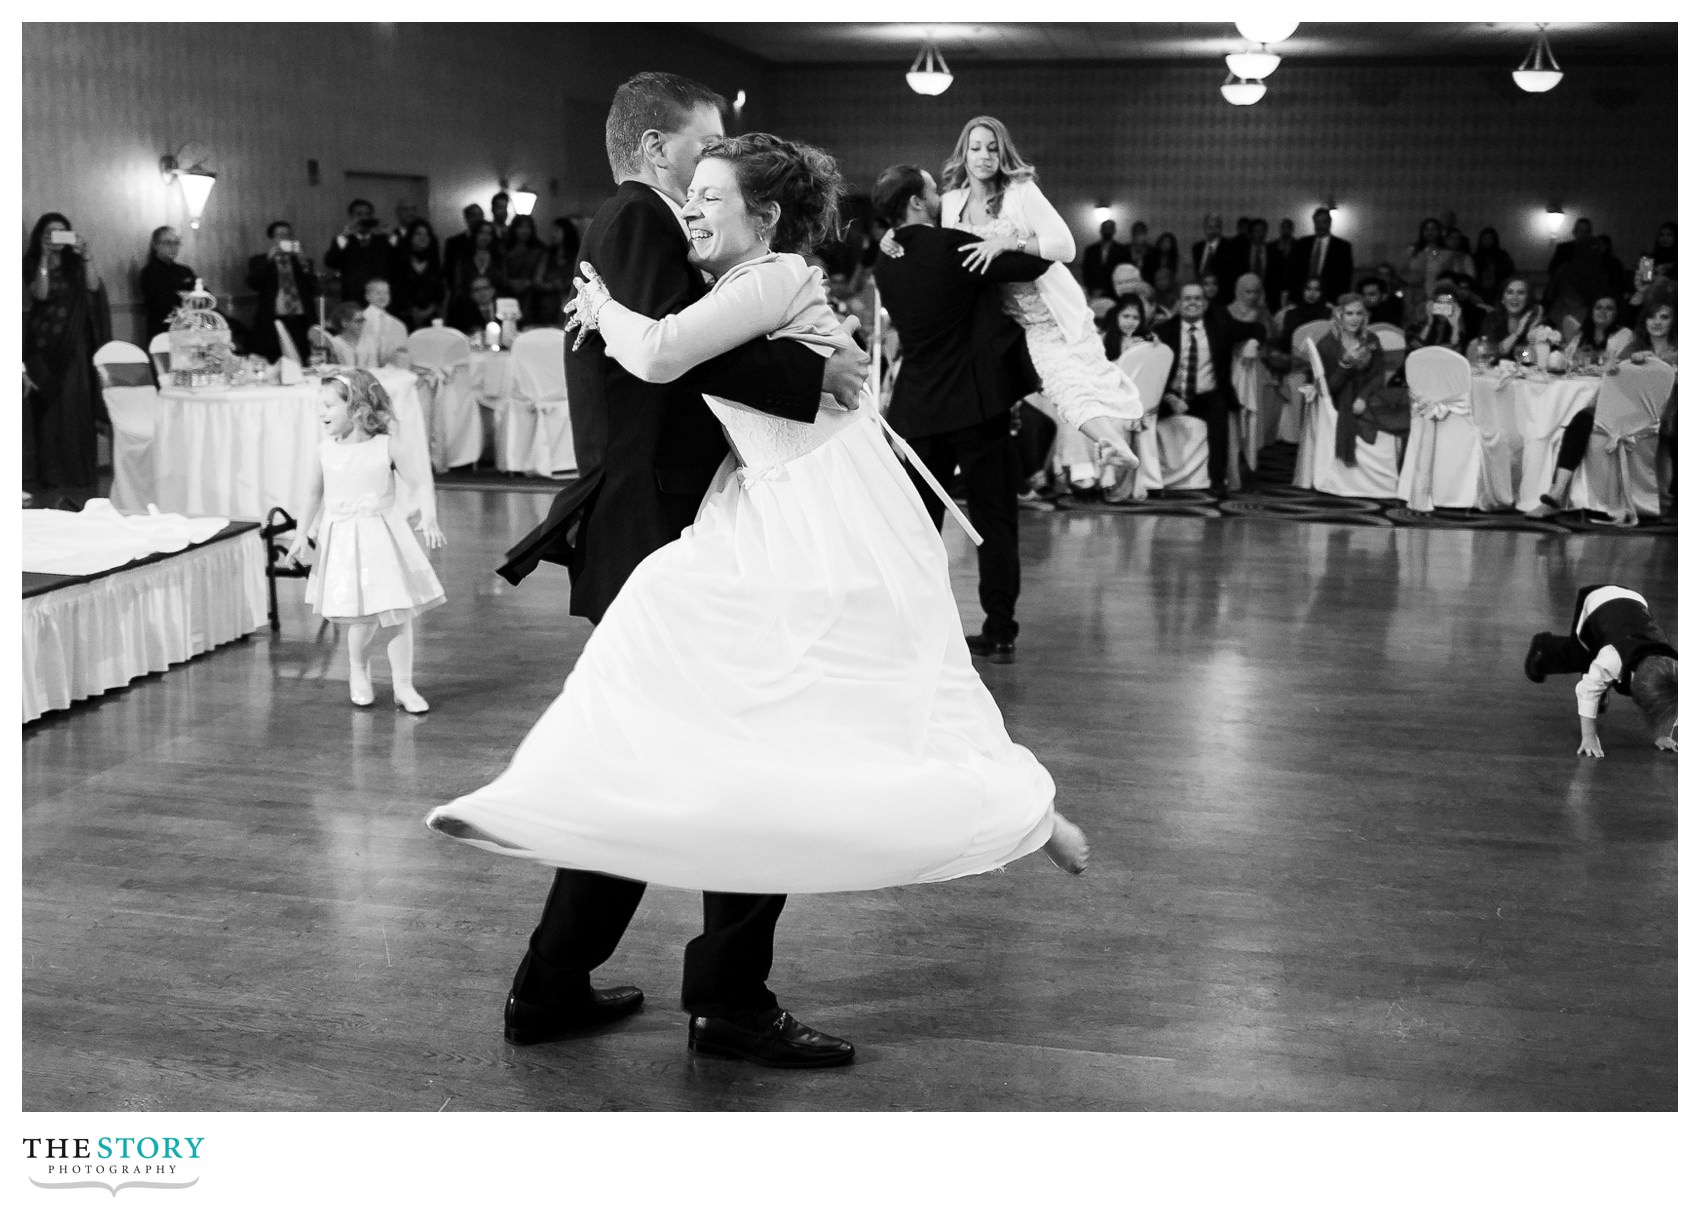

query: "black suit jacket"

left=444, top=294, right=494, bottom=336
left=324, top=231, right=397, bottom=303
left=1153, top=311, right=1265, bottom=410
left=874, top=225, right=1051, bottom=441
left=1264, top=240, right=1298, bottom=308
left=497, top=182, right=825, bottom=619
left=245, top=251, right=319, bottom=328
left=1192, top=235, right=1248, bottom=287
left=1080, top=239, right=1134, bottom=297
left=1290, top=235, right=1355, bottom=305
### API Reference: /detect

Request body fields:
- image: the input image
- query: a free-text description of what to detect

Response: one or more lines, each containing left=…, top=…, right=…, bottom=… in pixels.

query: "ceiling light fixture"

left=1513, top=25, right=1564, bottom=93
left=1226, top=46, right=1281, bottom=80
left=1234, top=20, right=1298, bottom=45
left=1220, top=74, right=1267, bottom=106
left=906, top=40, right=953, bottom=96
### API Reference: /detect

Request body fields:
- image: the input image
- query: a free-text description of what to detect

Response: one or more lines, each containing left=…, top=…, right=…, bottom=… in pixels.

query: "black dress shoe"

left=504, top=986, right=644, bottom=1045
left=687, top=1009, right=855, bottom=1069
left=1524, top=634, right=1549, bottom=684
left=1210, top=482, right=1231, bottom=502
left=965, top=633, right=1016, bottom=664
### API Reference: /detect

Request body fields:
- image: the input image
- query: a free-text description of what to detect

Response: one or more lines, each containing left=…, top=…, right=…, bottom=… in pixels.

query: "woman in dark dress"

left=24, top=211, right=109, bottom=497
left=139, top=225, right=196, bottom=339
left=392, top=218, right=446, bottom=331
left=449, top=220, right=507, bottom=299
left=1472, top=227, right=1515, bottom=300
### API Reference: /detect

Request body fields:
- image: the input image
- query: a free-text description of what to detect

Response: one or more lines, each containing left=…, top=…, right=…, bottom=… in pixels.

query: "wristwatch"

left=1016, top=237, right=1029, bottom=253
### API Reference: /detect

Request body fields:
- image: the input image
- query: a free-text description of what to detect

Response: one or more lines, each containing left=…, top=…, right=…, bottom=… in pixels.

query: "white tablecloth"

left=468, top=349, right=515, bottom=410
left=22, top=525, right=267, bottom=722
left=1469, top=371, right=1600, bottom=511
left=144, top=366, right=430, bottom=524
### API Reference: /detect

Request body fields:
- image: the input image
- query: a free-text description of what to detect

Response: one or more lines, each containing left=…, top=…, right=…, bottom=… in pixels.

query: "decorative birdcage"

left=169, top=279, right=233, bottom=387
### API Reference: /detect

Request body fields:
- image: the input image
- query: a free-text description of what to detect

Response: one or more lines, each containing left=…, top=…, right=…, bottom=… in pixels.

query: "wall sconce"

left=160, top=142, right=217, bottom=230
left=1545, top=203, right=1566, bottom=237
left=1092, top=203, right=1114, bottom=225
left=511, top=187, right=537, bottom=217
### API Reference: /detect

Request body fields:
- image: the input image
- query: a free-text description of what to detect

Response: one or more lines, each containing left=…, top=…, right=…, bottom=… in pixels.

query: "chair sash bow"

left=1410, top=392, right=1470, bottom=421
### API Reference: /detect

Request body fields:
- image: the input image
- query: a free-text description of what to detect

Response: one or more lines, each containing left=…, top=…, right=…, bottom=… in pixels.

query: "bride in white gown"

left=426, top=133, right=1088, bottom=893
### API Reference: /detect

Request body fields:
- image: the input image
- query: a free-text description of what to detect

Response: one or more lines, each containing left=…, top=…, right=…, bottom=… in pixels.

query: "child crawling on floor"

left=1525, top=583, right=1677, bottom=758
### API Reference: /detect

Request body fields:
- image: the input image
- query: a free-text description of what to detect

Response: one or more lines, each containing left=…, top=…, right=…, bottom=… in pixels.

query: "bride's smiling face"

left=683, top=156, right=775, bottom=276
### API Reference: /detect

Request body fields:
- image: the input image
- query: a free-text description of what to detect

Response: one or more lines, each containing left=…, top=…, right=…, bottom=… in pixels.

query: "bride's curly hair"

left=699, top=133, right=843, bottom=256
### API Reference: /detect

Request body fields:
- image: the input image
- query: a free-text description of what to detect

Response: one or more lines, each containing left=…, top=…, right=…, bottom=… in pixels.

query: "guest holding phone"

left=1409, top=283, right=1469, bottom=352
left=24, top=212, right=109, bottom=501
left=324, top=198, right=396, bottom=304
left=247, top=220, right=319, bottom=362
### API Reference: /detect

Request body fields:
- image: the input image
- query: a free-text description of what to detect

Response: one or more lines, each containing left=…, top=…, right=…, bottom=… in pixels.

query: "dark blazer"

left=444, top=293, right=495, bottom=336
left=497, top=181, right=826, bottom=620
left=1192, top=234, right=1248, bottom=287
left=442, top=230, right=476, bottom=278
left=140, top=257, right=196, bottom=338
left=324, top=231, right=398, bottom=303
left=1153, top=310, right=1265, bottom=409
left=1080, top=238, right=1134, bottom=297
left=1290, top=234, right=1355, bottom=305
left=874, top=225, right=1050, bottom=440
left=245, top=250, right=319, bottom=341
left=1265, top=239, right=1298, bottom=308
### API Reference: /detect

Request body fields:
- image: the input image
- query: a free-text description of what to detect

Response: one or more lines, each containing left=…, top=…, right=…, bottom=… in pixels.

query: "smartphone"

left=278, top=239, right=300, bottom=254
left=1638, top=256, right=1655, bottom=283
left=359, top=217, right=379, bottom=231
left=48, top=230, right=78, bottom=246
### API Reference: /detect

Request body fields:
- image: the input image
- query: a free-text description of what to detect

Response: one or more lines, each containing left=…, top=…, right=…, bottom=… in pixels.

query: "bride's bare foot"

left=1043, top=813, right=1090, bottom=875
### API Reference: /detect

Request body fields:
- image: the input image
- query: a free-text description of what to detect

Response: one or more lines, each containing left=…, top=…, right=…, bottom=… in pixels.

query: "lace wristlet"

left=563, top=262, right=612, bottom=350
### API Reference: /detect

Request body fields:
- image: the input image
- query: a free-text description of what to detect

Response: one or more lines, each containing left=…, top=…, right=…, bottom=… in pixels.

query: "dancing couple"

left=428, top=73, right=1090, bottom=1068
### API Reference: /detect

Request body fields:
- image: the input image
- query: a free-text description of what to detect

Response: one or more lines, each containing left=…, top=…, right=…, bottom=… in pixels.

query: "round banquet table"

left=1467, top=368, right=1601, bottom=512
left=145, top=365, right=431, bottom=524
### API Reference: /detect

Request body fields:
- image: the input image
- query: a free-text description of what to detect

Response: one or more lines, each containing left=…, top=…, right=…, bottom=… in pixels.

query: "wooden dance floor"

left=21, top=487, right=1677, bottom=1112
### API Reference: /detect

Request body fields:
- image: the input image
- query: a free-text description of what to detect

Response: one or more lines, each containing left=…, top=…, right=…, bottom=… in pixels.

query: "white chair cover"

left=1369, top=324, right=1407, bottom=351
left=101, top=385, right=161, bottom=512
left=404, top=327, right=482, bottom=472
left=1396, top=347, right=1480, bottom=510
left=1118, top=343, right=1173, bottom=498
left=146, top=331, right=172, bottom=379
left=1569, top=360, right=1675, bottom=525
left=1281, top=319, right=1334, bottom=450
left=1229, top=338, right=1270, bottom=481
left=1305, top=338, right=1401, bottom=498
left=500, top=328, right=576, bottom=477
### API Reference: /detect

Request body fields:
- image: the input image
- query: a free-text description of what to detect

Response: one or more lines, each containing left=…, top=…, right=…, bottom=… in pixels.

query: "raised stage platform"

left=22, top=511, right=268, bottom=723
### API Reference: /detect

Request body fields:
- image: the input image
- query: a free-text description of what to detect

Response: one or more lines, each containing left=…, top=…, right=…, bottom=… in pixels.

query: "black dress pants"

left=902, top=411, right=1022, bottom=643
left=512, top=869, right=784, bottom=1019
left=1186, top=388, right=1236, bottom=488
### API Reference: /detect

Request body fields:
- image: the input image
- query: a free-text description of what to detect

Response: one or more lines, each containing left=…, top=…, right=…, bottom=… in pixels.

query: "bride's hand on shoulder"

left=564, top=261, right=611, bottom=350
left=959, top=236, right=1015, bottom=275
left=878, top=229, right=903, bottom=260
left=822, top=331, right=869, bottom=411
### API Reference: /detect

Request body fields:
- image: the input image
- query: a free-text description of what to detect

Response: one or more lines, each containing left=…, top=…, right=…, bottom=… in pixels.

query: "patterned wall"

left=21, top=23, right=771, bottom=342
left=765, top=59, right=1677, bottom=283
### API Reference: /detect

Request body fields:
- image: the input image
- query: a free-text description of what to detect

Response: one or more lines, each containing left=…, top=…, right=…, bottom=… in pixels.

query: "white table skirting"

left=143, top=366, right=429, bottom=524
left=23, top=529, right=267, bottom=723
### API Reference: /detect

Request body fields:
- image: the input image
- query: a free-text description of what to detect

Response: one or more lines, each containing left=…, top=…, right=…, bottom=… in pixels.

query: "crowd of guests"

left=1068, top=209, right=1677, bottom=511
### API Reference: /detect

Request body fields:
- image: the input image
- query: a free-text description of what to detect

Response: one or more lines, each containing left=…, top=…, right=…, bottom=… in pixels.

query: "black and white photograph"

left=12, top=12, right=1687, bottom=1205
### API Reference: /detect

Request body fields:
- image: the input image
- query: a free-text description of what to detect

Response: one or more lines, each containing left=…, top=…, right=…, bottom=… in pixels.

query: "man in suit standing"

left=490, top=191, right=513, bottom=251
left=245, top=220, right=318, bottom=361
left=1291, top=206, right=1354, bottom=306
left=1192, top=212, right=1247, bottom=290
left=1547, top=216, right=1594, bottom=277
left=1243, top=217, right=1276, bottom=307
left=1080, top=218, right=1133, bottom=298
left=324, top=198, right=398, bottom=304
left=1153, top=282, right=1264, bottom=500
left=496, top=72, right=868, bottom=1069
left=1266, top=218, right=1298, bottom=310
left=871, top=163, right=1055, bottom=664
left=442, top=203, right=483, bottom=276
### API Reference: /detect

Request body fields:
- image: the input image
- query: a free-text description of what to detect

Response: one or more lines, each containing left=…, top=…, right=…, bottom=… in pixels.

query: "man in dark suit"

left=1266, top=218, right=1298, bottom=310
left=1242, top=217, right=1276, bottom=306
left=496, top=72, right=868, bottom=1070
left=1153, top=282, right=1264, bottom=500
left=1290, top=206, right=1354, bottom=306
left=1080, top=218, right=1133, bottom=299
left=324, top=197, right=398, bottom=304
left=1192, top=212, right=1247, bottom=290
left=441, top=203, right=483, bottom=277
left=872, top=163, right=1054, bottom=664
left=444, top=273, right=498, bottom=336
left=245, top=219, right=318, bottom=361
left=1547, top=217, right=1594, bottom=277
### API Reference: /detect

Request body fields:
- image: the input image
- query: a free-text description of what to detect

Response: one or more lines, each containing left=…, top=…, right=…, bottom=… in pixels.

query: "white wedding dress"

left=426, top=253, right=1056, bottom=893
